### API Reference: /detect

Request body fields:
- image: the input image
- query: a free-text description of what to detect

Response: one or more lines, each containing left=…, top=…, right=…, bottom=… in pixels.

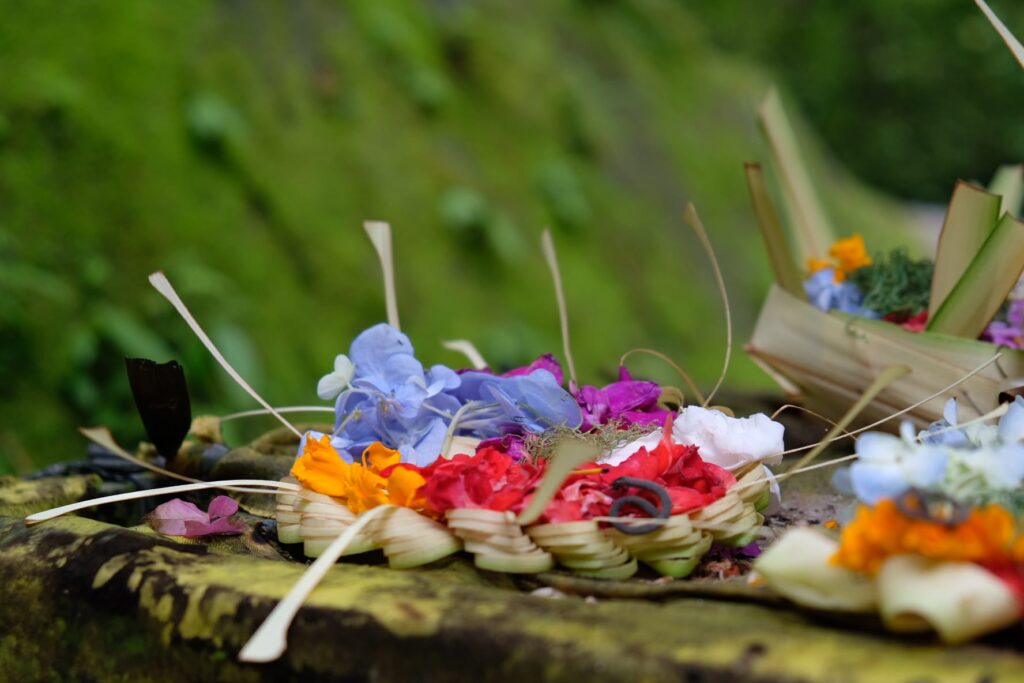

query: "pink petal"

left=148, top=498, right=209, bottom=536
left=183, top=516, right=246, bottom=536
left=207, top=495, right=239, bottom=519
left=147, top=496, right=245, bottom=538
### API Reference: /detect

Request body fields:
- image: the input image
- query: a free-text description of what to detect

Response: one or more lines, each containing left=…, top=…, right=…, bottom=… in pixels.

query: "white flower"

left=316, top=354, right=355, bottom=401
left=671, top=406, right=785, bottom=469
left=600, top=406, right=785, bottom=469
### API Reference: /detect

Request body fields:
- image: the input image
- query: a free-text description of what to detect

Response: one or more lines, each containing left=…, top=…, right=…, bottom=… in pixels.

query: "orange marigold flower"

left=291, top=434, right=353, bottom=498
left=832, top=499, right=1018, bottom=575
left=829, top=234, right=871, bottom=276
left=387, top=465, right=428, bottom=509
left=362, top=441, right=402, bottom=473
left=806, top=257, right=831, bottom=275
left=291, top=436, right=425, bottom=513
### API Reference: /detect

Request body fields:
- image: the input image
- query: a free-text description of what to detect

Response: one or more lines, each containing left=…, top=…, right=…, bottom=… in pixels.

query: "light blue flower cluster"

left=804, top=267, right=879, bottom=318
left=313, top=323, right=582, bottom=467
left=844, top=398, right=1024, bottom=506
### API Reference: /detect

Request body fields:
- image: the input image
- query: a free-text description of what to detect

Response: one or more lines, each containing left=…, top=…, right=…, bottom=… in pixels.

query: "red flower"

left=883, top=310, right=928, bottom=333
left=602, top=420, right=735, bottom=514
left=423, top=445, right=544, bottom=515
left=539, top=415, right=736, bottom=522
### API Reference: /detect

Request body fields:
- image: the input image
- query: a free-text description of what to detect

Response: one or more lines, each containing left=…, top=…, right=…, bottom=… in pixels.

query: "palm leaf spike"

left=682, top=204, right=732, bottom=407
left=619, top=348, right=705, bottom=405
left=757, top=88, right=835, bottom=262
left=79, top=425, right=200, bottom=485
left=442, top=339, right=489, bottom=370
left=238, top=504, right=396, bottom=663
left=78, top=425, right=316, bottom=495
left=541, top=229, right=577, bottom=386
left=516, top=439, right=602, bottom=526
left=219, top=406, right=335, bottom=422
left=927, top=182, right=1001, bottom=318
left=767, top=352, right=1002, bottom=460
left=976, top=0, right=1024, bottom=70
left=729, top=370, right=1010, bottom=500
left=744, top=163, right=805, bottom=297
left=989, top=165, right=1024, bottom=218
left=23, top=478, right=300, bottom=525
left=149, top=272, right=302, bottom=439
left=928, top=212, right=1024, bottom=337
left=787, top=365, right=911, bottom=473
left=364, top=221, right=400, bottom=330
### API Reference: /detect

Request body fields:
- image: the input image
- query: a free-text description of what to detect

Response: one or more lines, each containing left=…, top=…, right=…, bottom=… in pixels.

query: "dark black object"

left=609, top=477, right=672, bottom=535
left=125, top=357, right=192, bottom=460
left=896, top=488, right=969, bottom=527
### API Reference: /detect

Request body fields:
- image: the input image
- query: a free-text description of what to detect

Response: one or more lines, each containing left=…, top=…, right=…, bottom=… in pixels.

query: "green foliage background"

left=0, top=0, right=1019, bottom=471
left=701, top=0, right=1024, bottom=201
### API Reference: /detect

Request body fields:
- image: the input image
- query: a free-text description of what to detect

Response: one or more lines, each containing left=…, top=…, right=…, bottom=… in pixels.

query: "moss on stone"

left=2, top=513, right=1023, bottom=682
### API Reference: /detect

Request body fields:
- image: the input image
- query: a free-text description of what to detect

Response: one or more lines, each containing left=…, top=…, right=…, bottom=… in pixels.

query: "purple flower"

left=501, top=354, right=565, bottom=385
left=476, top=433, right=532, bottom=461
left=572, top=367, right=670, bottom=431
left=983, top=300, right=1024, bottom=349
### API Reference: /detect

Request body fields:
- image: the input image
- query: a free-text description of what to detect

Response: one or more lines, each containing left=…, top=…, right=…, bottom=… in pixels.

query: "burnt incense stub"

left=125, top=357, right=192, bottom=460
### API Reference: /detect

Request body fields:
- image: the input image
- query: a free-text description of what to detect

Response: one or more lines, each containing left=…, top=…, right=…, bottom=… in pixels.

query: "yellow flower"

left=829, top=234, right=871, bottom=277
left=832, top=500, right=1017, bottom=575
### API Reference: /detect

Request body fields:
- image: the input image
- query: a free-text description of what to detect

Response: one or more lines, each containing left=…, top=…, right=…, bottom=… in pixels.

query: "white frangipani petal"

left=317, top=354, right=354, bottom=401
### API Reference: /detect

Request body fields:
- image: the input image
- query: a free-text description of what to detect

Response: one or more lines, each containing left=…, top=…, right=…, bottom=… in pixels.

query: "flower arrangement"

left=25, top=210, right=788, bottom=663
left=745, top=69, right=1024, bottom=428
left=755, top=398, right=1024, bottom=643
left=263, top=217, right=783, bottom=582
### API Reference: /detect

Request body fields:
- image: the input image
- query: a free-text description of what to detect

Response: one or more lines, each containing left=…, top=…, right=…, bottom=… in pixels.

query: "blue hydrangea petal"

left=850, top=461, right=910, bottom=504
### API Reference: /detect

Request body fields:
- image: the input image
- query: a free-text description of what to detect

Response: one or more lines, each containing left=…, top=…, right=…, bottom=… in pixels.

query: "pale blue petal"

left=998, top=397, right=1024, bottom=443
left=903, top=447, right=948, bottom=488
left=854, top=432, right=903, bottom=463
left=850, top=461, right=910, bottom=504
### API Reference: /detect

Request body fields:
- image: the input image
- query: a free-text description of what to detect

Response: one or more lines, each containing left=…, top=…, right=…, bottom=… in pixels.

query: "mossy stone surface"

left=3, top=501, right=1024, bottom=682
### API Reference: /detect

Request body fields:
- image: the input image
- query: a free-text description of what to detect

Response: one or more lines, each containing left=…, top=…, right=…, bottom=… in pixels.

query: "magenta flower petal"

left=148, top=496, right=245, bottom=538
left=603, top=380, right=662, bottom=414
left=148, top=499, right=208, bottom=536
left=207, top=495, right=239, bottom=519
left=502, top=354, right=564, bottom=385
left=183, top=516, right=247, bottom=536
left=573, top=374, right=667, bottom=431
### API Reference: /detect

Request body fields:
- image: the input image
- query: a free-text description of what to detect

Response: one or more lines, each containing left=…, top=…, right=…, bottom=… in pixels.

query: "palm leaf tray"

left=745, top=87, right=1024, bottom=430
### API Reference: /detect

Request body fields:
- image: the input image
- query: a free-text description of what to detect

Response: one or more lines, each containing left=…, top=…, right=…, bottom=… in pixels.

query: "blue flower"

left=804, top=268, right=878, bottom=317
left=919, top=398, right=972, bottom=448
left=316, top=323, right=582, bottom=468
left=849, top=421, right=948, bottom=504
left=328, top=324, right=462, bottom=467
left=447, top=369, right=583, bottom=437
